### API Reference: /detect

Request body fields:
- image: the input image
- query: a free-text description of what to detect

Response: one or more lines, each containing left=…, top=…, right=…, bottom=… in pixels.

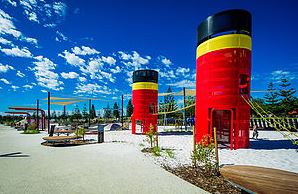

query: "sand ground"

left=0, top=125, right=207, bottom=194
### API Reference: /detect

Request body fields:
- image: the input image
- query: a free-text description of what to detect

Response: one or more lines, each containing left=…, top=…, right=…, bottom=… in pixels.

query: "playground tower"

left=195, top=10, right=252, bottom=149
left=131, top=70, right=158, bottom=134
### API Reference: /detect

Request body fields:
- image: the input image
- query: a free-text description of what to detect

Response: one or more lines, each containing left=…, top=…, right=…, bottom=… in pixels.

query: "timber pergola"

left=5, top=111, right=31, bottom=117
left=8, top=107, right=45, bottom=130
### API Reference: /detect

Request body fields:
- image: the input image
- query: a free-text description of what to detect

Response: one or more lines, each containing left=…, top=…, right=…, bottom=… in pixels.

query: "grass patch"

left=165, top=149, right=175, bottom=158
left=22, top=130, right=40, bottom=134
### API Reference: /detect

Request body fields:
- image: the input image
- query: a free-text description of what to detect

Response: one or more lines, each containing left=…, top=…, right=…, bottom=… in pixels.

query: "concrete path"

left=0, top=125, right=207, bottom=194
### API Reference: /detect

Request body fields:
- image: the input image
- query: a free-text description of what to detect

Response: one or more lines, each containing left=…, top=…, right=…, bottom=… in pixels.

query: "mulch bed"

left=163, top=165, right=241, bottom=194
left=41, top=139, right=97, bottom=147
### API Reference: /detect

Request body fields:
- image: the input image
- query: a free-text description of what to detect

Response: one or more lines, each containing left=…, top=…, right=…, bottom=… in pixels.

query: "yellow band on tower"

left=196, top=34, right=252, bottom=58
left=132, top=82, right=158, bottom=90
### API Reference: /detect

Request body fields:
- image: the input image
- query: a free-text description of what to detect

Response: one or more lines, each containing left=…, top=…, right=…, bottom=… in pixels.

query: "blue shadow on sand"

left=250, top=139, right=298, bottom=150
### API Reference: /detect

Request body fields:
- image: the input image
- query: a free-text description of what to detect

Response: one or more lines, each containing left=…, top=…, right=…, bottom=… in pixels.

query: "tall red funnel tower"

left=131, top=70, right=158, bottom=134
left=195, top=10, right=252, bottom=149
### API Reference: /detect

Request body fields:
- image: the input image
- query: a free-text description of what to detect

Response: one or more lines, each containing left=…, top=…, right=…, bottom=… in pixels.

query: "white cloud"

left=176, top=67, right=190, bottom=76
left=19, top=0, right=67, bottom=25
left=24, top=10, right=39, bottom=23
left=22, top=37, right=38, bottom=45
left=0, top=46, right=32, bottom=58
left=72, top=46, right=99, bottom=55
left=167, top=80, right=195, bottom=88
left=55, top=31, right=68, bottom=42
left=118, top=51, right=131, bottom=60
left=41, top=89, right=47, bottom=93
left=270, top=70, right=297, bottom=83
left=119, top=51, right=150, bottom=70
left=5, top=0, right=17, bottom=7
left=11, top=85, right=19, bottom=91
left=0, top=63, right=14, bottom=73
left=43, top=23, right=57, bottom=28
left=102, top=56, right=116, bottom=65
left=74, top=83, right=112, bottom=95
left=0, top=37, right=12, bottom=45
left=111, top=66, right=121, bottom=73
left=0, top=9, right=22, bottom=38
left=61, top=71, right=79, bottom=79
left=32, top=56, right=64, bottom=91
left=52, top=2, right=67, bottom=17
left=161, top=57, right=172, bottom=66
left=159, top=70, right=175, bottom=79
left=23, top=84, right=33, bottom=89
left=79, top=77, right=87, bottom=82
left=100, top=71, right=115, bottom=83
left=0, top=78, right=10, bottom=84
left=58, top=50, right=85, bottom=67
left=16, top=70, right=25, bottom=77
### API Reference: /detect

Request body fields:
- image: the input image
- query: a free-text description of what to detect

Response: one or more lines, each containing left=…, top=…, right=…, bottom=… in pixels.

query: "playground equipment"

left=131, top=70, right=158, bottom=134
left=195, top=9, right=252, bottom=149
left=9, top=107, right=46, bottom=130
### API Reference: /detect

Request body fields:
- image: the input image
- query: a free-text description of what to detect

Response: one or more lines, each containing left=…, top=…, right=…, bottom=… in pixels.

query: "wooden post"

left=36, top=99, right=39, bottom=130
left=183, top=87, right=187, bottom=131
left=193, top=125, right=196, bottom=151
left=89, top=99, right=91, bottom=127
left=121, top=94, right=124, bottom=127
left=193, top=125, right=196, bottom=167
left=213, top=127, right=219, bottom=173
left=47, top=92, right=50, bottom=134
left=155, top=128, right=159, bottom=147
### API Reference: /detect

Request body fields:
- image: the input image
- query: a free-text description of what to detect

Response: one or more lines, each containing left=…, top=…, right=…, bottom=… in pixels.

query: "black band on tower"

left=133, top=70, right=158, bottom=83
left=197, top=9, right=252, bottom=45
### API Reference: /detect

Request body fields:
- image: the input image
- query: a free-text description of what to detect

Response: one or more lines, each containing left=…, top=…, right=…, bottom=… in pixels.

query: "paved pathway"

left=0, top=125, right=207, bottom=194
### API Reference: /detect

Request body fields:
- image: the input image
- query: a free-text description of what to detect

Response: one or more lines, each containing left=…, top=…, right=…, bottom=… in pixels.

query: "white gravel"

left=102, top=126, right=298, bottom=173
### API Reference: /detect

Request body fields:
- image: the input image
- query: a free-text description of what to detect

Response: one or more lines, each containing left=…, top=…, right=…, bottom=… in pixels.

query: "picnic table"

left=54, top=130, right=75, bottom=136
left=220, top=165, right=298, bottom=194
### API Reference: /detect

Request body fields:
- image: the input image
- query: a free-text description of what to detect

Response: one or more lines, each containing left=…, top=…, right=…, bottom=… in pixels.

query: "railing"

left=250, top=117, right=298, bottom=130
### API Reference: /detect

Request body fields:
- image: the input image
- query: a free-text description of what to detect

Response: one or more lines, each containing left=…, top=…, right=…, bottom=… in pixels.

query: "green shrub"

left=27, top=123, right=37, bottom=130
left=191, top=135, right=217, bottom=176
left=75, top=128, right=85, bottom=140
left=22, top=129, right=40, bottom=134
left=152, top=146, right=161, bottom=157
left=165, top=149, right=175, bottom=158
left=145, top=123, right=158, bottom=148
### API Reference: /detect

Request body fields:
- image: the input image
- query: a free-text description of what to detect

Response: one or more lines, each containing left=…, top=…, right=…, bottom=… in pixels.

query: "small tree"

left=192, top=135, right=217, bottom=176
left=103, top=103, right=112, bottom=119
left=113, top=102, right=120, bottom=119
left=126, top=99, right=133, bottom=117
left=90, top=104, right=96, bottom=119
left=264, top=82, right=280, bottom=114
left=82, top=104, right=89, bottom=120
left=278, top=78, right=296, bottom=115
left=71, top=105, right=82, bottom=121
left=185, top=96, right=195, bottom=117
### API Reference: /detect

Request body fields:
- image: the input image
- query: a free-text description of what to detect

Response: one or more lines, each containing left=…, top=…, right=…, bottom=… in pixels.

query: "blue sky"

left=0, top=0, right=297, bottom=115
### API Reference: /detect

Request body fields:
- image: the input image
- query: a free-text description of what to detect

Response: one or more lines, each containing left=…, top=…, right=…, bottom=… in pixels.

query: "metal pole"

left=121, top=94, right=124, bottom=127
left=89, top=99, right=91, bottom=127
left=183, top=87, right=187, bottom=131
left=36, top=99, right=39, bottom=130
left=63, top=105, right=66, bottom=117
left=213, top=127, right=219, bottom=173
left=48, top=92, right=50, bottom=134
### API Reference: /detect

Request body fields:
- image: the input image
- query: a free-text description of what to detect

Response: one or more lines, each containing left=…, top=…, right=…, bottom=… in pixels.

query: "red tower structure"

left=195, top=10, right=252, bottom=149
left=131, top=70, right=158, bottom=134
